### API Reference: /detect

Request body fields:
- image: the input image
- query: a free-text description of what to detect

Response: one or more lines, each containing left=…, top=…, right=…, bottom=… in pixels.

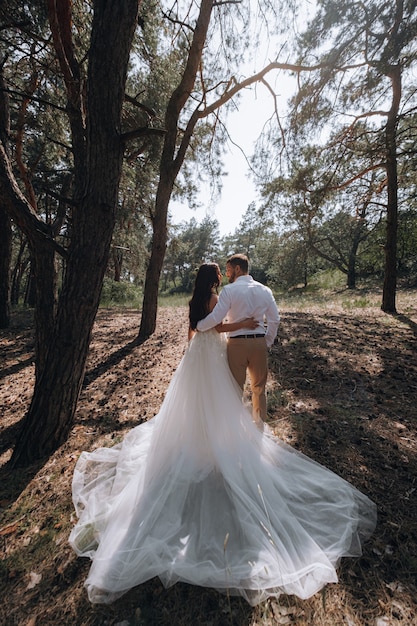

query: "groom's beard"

left=228, top=270, right=237, bottom=283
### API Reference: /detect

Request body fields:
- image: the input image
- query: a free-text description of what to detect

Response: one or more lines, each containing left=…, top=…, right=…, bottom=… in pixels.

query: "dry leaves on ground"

left=1, top=291, right=416, bottom=625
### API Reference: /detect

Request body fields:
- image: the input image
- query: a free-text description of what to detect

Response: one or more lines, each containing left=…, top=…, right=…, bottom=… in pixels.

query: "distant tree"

left=268, top=0, right=417, bottom=311
left=136, top=0, right=319, bottom=338
left=265, top=230, right=312, bottom=290
left=260, top=134, right=388, bottom=289
left=163, top=216, right=220, bottom=292
left=9, top=231, right=30, bottom=305
left=138, top=0, right=218, bottom=337
left=223, top=202, right=275, bottom=283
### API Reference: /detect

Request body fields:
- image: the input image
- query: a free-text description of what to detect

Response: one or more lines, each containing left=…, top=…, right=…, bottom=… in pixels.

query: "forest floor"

left=1, top=288, right=417, bottom=626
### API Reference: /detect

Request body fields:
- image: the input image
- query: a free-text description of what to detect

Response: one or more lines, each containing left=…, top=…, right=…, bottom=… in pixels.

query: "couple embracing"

left=189, top=253, right=280, bottom=429
left=69, top=253, right=376, bottom=606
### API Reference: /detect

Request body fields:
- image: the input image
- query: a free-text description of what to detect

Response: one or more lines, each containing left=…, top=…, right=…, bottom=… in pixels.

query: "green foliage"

left=162, top=217, right=220, bottom=293
left=4, top=0, right=417, bottom=311
left=264, top=232, right=312, bottom=290
left=100, top=278, right=142, bottom=308
left=219, top=203, right=277, bottom=284
left=253, top=0, right=417, bottom=300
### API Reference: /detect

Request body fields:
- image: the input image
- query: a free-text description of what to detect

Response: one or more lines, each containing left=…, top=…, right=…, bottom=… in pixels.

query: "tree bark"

left=138, top=0, right=214, bottom=338
left=0, top=65, right=11, bottom=328
left=0, top=206, right=11, bottom=328
left=382, top=64, right=401, bottom=313
left=10, top=238, right=28, bottom=305
left=347, top=218, right=366, bottom=289
left=113, top=248, right=123, bottom=282
left=10, top=0, right=141, bottom=468
left=347, top=245, right=358, bottom=289
left=31, top=245, right=58, bottom=373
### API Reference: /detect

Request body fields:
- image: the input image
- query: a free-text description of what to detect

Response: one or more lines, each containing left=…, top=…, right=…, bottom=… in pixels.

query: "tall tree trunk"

left=0, top=64, right=11, bottom=328
left=10, top=238, right=28, bottom=305
left=10, top=0, right=140, bottom=468
left=24, top=262, right=36, bottom=307
left=138, top=0, right=214, bottom=338
left=382, top=64, right=401, bottom=313
left=139, top=171, right=175, bottom=338
left=113, top=248, right=123, bottom=281
left=347, top=229, right=362, bottom=289
left=0, top=207, right=11, bottom=327
left=346, top=256, right=356, bottom=289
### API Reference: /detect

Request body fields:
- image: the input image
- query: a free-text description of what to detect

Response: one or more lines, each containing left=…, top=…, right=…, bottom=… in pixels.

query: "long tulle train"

left=69, top=330, right=376, bottom=605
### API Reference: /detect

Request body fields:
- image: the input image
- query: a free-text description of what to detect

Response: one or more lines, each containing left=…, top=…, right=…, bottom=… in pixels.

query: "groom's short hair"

left=227, top=253, right=249, bottom=273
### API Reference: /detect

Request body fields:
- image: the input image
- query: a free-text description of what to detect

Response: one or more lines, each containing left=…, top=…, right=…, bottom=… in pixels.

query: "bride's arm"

left=215, top=317, right=258, bottom=334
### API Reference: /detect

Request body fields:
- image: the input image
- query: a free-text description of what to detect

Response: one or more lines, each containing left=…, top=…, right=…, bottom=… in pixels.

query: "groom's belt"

left=229, top=333, right=266, bottom=339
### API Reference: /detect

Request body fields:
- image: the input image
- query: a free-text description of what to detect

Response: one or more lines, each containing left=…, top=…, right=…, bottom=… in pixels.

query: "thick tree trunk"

left=382, top=64, right=401, bottom=313
left=10, top=0, right=140, bottom=468
left=138, top=0, right=214, bottom=338
left=11, top=204, right=117, bottom=465
left=31, top=244, right=58, bottom=375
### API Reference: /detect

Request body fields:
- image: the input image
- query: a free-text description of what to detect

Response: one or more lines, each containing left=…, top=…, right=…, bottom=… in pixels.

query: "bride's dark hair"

left=189, top=263, right=221, bottom=330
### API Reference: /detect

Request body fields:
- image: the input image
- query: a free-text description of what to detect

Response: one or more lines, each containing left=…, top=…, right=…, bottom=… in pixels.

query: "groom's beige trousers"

left=227, top=336, right=268, bottom=422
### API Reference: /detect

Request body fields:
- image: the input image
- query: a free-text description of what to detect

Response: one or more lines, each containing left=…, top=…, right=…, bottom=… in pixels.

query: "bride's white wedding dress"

left=69, top=329, right=377, bottom=606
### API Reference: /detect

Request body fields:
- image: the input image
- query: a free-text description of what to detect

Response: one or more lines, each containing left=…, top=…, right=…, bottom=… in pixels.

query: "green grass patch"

left=309, top=269, right=347, bottom=290
left=341, top=296, right=374, bottom=309
left=158, top=293, right=190, bottom=308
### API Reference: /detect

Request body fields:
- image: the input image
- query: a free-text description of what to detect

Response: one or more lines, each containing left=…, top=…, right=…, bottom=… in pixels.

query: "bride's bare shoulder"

left=208, top=293, right=218, bottom=312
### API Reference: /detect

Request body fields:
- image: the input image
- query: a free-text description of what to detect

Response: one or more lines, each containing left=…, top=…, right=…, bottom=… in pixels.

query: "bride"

left=69, top=262, right=377, bottom=606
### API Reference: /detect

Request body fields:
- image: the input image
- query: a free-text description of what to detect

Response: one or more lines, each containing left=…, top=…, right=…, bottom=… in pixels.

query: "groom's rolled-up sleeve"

left=264, top=293, right=280, bottom=348
left=196, top=289, right=231, bottom=332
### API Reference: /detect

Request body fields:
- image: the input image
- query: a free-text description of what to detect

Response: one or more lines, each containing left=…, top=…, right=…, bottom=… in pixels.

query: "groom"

left=197, top=253, right=280, bottom=426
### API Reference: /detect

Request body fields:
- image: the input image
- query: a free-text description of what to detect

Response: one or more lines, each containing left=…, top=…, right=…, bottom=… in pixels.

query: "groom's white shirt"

left=196, top=275, right=280, bottom=348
